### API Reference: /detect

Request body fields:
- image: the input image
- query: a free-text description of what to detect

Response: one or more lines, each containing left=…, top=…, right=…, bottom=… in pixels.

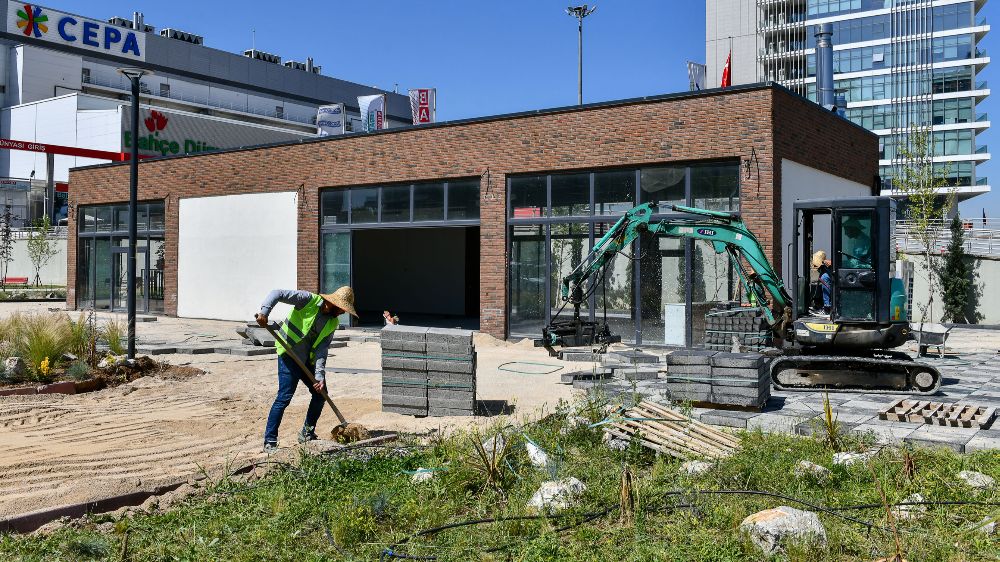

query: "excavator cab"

left=791, top=197, right=910, bottom=350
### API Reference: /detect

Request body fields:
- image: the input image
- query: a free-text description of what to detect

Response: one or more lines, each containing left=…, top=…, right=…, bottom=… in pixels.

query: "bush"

left=0, top=313, right=77, bottom=382
left=66, top=361, right=91, bottom=381
left=101, top=317, right=126, bottom=356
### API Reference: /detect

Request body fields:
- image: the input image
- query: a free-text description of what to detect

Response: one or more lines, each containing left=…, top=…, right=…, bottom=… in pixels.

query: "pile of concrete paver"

left=381, top=325, right=477, bottom=417
left=663, top=350, right=770, bottom=408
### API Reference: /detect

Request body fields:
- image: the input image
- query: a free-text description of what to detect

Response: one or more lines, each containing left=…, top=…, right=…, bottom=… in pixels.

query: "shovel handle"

left=261, top=322, right=347, bottom=425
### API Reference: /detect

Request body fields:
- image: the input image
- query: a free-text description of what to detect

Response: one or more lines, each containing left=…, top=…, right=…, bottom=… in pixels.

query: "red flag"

left=721, top=51, right=732, bottom=88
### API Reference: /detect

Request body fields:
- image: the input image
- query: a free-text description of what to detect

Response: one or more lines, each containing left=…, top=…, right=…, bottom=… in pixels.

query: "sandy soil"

left=0, top=303, right=580, bottom=518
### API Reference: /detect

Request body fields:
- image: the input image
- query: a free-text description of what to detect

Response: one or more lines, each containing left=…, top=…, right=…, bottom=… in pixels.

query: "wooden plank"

left=616, top=417, right=729, bottom=459
left=606, top=426, right=686, bottom=459
left=947, top=404, right=970, bottom=426
left=637, top=401, right=742, bottom=448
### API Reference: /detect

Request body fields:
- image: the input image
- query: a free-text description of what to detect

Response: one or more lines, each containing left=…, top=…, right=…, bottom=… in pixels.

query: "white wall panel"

left=780, top=159, right=871, bottom=285
left=177, top=191, right=298, bottom=321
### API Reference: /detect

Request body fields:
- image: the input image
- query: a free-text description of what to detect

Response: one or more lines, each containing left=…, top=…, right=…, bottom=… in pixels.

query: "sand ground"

left=0, top=303, right=578, bottom=518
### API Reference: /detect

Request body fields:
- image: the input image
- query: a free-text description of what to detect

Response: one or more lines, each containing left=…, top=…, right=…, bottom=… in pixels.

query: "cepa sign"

left=6, top=2, right=145, bottom=60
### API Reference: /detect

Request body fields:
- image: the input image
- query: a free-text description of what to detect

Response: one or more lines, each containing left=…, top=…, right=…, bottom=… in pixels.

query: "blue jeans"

left=820, top=272, right=832, bottom=308
left=263, top=354, right=325, bottom=444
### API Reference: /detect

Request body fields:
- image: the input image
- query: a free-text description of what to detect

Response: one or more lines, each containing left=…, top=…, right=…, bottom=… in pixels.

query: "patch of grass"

left=0, top=404, right=998, bottom=561
left=0, top=312, right=74, bottom=382
left=101, top=317, right=125, bottom=356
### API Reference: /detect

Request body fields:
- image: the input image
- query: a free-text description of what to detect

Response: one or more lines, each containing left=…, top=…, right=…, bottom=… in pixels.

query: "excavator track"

left=771, top=354, right=941, bottom=395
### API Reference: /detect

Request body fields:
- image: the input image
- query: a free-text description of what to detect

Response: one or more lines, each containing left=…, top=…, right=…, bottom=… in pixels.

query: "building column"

left=479, top=171, right=507, bottom=339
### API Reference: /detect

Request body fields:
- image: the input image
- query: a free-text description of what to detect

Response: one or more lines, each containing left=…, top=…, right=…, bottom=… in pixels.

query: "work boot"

left=263, top=441, right=278, bottom=454
left=298, top=426, right=319, bottom=444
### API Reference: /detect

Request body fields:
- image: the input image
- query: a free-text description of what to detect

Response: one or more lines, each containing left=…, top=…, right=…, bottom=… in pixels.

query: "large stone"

left=680, top=460, right=714, bottom=476
left=98, top=355, right=126, bottom=369
left=740, top=506, right=827, bottom=556
left=525, top=441, right=549, bottom=468
left=527, top=477, right=586, bottom=512
left=3, top=357, right=26, bottom=379
left=792, top=460, right=831, bottom=482
left=832, top=450, right=876, bottom=467
left=957, top=470, right=995, bottom=490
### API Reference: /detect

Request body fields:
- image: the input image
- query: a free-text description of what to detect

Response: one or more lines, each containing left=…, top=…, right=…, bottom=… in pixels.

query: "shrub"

left=102, top=317, right=126, bottom=356
left=66, top=361, right=91, bottom=381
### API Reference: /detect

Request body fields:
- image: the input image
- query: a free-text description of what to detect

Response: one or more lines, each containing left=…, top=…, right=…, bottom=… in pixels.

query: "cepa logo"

left=16, top=4, right=48, bottom=38
left=697, top=228, right=717, bottom=236
left=144, top=110, right=168, bottom=133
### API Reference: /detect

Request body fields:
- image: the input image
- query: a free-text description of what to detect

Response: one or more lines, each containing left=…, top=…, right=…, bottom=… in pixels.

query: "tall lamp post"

left=566, top=5, right=596, bottom=105
left=116, top=67, right=152, bottom=359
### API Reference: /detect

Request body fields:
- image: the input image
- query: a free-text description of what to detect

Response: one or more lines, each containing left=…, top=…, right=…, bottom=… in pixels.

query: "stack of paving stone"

left=380, top=325, right=477, bottom=417
left=703, top=305, right=772, bottom=352
left=662, top=350, right=770, bottom=409
left=604, top=349, right=661, bottom=381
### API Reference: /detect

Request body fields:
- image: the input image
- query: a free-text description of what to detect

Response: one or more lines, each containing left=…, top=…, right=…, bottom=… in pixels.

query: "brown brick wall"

left=67, top=84, right=877, bottom=339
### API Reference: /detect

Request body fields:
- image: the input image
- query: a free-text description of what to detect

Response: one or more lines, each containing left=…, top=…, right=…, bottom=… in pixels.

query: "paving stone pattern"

left=381, top=325, right=477, bottom=417
left=582, top=351, right=1000, bottom=452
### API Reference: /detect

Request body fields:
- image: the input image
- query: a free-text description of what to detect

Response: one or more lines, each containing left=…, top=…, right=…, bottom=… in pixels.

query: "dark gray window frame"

left=506, top=162, right=739, bottom=346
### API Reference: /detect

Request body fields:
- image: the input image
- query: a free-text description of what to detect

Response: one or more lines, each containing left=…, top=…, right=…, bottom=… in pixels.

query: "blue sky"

left=53, top=0, right=998, bottom=216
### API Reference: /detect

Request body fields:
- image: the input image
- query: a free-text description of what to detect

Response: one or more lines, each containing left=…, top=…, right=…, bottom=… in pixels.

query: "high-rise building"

left=706, top=0, right=990, bottom=204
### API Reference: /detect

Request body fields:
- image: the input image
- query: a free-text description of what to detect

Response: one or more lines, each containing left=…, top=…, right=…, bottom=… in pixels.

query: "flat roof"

left=73, top=81, right=877, bottom=173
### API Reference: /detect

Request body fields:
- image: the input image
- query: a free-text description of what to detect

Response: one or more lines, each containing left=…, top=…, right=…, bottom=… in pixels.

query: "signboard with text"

left=316, top=103, right=345, bottom=136
left=6, top=2, right=146, bottom=60
left=408, top=88, right=436, bottom=124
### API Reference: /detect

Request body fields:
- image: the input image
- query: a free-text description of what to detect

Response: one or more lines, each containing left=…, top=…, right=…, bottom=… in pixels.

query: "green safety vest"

left=275, top=294, right=339, bottom=363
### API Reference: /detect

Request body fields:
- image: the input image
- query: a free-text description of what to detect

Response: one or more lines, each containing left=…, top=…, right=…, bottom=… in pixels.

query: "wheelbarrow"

left=912, top=322, right=952, bottom=358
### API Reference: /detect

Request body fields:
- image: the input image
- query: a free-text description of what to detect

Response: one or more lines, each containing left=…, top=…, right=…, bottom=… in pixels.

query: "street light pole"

left=566, top=5, right=596, bottom=106
left=117, top=67, right=152, bottom=360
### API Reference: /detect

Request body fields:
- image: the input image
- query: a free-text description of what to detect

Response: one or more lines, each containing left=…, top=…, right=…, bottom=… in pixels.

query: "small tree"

left=26, top=215, right=59, bottom=287
left=938, top=215, right=972, bottom=323
left=0, top=206, right=14, bottom=291
left=892, top=129, right=955, bottom=324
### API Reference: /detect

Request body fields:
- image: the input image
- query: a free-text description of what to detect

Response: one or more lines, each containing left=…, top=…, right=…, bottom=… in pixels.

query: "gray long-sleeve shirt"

left=260, top=289, right=337, bottom=382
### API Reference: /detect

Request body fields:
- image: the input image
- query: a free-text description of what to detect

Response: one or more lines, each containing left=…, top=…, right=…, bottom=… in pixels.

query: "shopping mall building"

left=67, top=83, right=879, bottom=345
left=0, top=2, right=409, bottom=226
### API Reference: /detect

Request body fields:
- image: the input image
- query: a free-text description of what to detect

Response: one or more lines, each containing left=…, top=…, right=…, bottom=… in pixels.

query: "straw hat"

left=320, top=286, right=358, bottom=318
left=811, top=250, right=827, bottom=269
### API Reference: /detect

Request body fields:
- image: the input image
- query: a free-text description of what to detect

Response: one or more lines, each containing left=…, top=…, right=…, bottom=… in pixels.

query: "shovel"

left=260, top=321, right=368, bottom=442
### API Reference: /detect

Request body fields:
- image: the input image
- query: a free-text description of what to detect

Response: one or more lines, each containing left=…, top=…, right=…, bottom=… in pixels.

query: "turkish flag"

left=721, top=51, right=732, bottom=88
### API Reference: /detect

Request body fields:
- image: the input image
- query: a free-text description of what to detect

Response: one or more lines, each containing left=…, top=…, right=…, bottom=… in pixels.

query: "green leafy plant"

left=812, top=392, right=843, bottom=451
left=66, top=361, right=91, bottom=381
left=102, top=317, right=126, bottom=355
left=25, top=216, right=60, bottom=287
left=938, top=215, right=973, bottom=323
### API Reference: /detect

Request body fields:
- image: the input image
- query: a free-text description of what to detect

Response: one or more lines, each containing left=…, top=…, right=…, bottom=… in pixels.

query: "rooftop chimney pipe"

left=814, top=23, right=835, bottom=111
left=133, top=12, right=144, bottom=31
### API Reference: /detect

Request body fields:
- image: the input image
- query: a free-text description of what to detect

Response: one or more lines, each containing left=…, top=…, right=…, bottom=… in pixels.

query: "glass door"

left=112, top=239, right=148, bottom=312
left=322, top=231, right=351, bottom=326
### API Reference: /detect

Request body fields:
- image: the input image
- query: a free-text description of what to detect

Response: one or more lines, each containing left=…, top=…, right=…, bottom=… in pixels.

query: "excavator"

left=537, top=196, right=941, bottom=395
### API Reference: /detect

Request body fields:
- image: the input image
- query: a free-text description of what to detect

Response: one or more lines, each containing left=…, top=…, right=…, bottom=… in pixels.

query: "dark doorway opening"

left=351, top=226, right=480, bottom=329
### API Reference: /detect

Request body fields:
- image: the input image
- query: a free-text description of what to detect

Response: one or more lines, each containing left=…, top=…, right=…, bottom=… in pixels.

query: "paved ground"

left=577, top=329, right=1000, bottom=453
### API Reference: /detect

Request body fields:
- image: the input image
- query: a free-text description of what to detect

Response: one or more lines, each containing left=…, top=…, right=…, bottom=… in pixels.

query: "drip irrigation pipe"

left=497, top=361, right=565, bottom=374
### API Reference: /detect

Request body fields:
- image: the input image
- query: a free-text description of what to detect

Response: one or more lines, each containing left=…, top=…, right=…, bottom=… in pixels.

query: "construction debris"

left=832, top=450, right=876, bottom=467
left=792, top=460, right=831, bottom=482
left=602, top=400, right=741, bottom=459
left=893, top=493, right=926, bottom=520
left=879, top=399, right=996, bottom=428
left=740, top=506, right=827, bottom=556
left=957, top=470, right=995, bottom=490
left=527, top=477, right=586, bottom=512
left=680, top=460, right=713, bottom=476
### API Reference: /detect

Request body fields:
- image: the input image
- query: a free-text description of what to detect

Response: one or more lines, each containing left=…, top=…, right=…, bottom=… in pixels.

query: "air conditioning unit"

left=283, top=58, right=321, bottom=74
left=107, top=16, right=154, bottom=33
left=160, top=28, right=204, bottom=45
left=243, top=49, right=281, bottom=64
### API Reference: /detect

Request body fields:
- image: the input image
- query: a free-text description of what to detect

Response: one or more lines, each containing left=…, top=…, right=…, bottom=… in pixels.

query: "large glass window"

left=594, top=170, right=634, bottom=216
left=380, top=185, right=410, bottom=223
left=350, top=187, right=379, bottom=223
left=447, top=180, right=480, bottom=220
left=413, top=182, right=444, bottom=221
left=321, top=190, right=349, bottom=226
left=509, top=224, right=546, bottom=336
left=550, top=173, right=590, bottom=217
left=640, top=166, right=686, bottom=208
left=550, top=223, right=590, bottom=319
left=691, top=163, right=740, bottom=211
left=510, top=176, right=546, bottom=218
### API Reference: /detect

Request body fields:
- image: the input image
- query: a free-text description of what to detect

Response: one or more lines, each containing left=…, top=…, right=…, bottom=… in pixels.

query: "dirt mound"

left=155, top=365, right=206, bottom=381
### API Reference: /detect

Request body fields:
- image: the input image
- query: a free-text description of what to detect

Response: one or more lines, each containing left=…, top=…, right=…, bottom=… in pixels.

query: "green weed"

left=101, top=317, right=125, bottom=356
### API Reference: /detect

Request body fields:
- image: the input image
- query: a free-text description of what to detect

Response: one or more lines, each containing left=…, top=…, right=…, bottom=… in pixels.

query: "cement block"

left=665, top=350, right=718, bottom=366
left=427, top=370, right=475, bottom=383
left=664, top=365, right=713, bottom=376
left=425, top=327, right=474, bottom=345
left=904, top=425, right=978, bottom=453
left=712, top=385, right=769, bottom=401
left=381, top=325, right=429, bottom=341
left=618, top=368, right=660, bottom=381
left=382, top=369, right=427, bottom=383
left=427, top=388, right=475, bottom=401
left=561, top=351, right=601, bottom=362
left=699, top=411, right=756, bottom=428
left=328, top=341, right=348, bottom=349
left=429, top=397, right=476, bottom=410
left=710, top=352, right=767, bottom=369
left=426, top=358, right=476, bottom=374
left=380, top=339, right=426, bottom=353
left=425, top=342, right=474, bottom=355
left=609, top=350, right=661, bottom=364
left=428, top=407, right=475, bottom=417
left=174, top=346, right=217, bottom=355
left=137, top=345, right=177, bottom=355
left=560, top=369, right=613, bottom=383
left=383, top=404, right=428, bottom=416
left=382, top=393, right=428, bottom=407
left=227, top=347, right=276, bottom=356
left=666, top=389, right=714, bottom=403
left=381, top=357, right=426, bottom=371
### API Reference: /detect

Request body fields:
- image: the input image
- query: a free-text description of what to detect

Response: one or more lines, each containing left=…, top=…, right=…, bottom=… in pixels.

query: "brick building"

left=66, top=83, right=878, bottom=345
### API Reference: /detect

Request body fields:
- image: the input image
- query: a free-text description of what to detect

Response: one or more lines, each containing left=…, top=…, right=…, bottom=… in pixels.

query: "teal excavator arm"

left=544, top=202, right=791, bottom=349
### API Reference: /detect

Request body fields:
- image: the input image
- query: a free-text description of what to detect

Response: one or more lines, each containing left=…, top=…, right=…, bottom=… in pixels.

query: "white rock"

left=3, top=357, right=25, bottom=379
left=482, top=434, right=506, bottom=454
left=603, top=431, right=628, bottom=451
left=98, top=355, right=125, bottom=369
left=680, top=460, right=714, bottom=476
left=793, top=460, right=831, bottom=482
left=410, top=469, right=434, bottom=483
left=957, top=470, right=995, bottom=490
left=525, top=441, right=549, bottom=468
left=832, top=450, right=875, bottom=467
left=740, top=506, right=827, bottom=555
left=893, top=493, right=926, bottom=521
left=527, top=477, right=586, bottom=512
left=969, top=515, right=997, bottom=535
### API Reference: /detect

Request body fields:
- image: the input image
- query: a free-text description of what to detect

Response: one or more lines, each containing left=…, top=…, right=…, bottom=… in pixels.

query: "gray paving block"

left=426, top=342, right=474, bottom=355
left=174, top=345, right=217, bottom=355
left=665, top=388, right=714, bottom=403
left=560, top=369, right=613, bottom=383
left=381, top=325, right=429, bottom=341
left=425, top=327, right=474, bottom=345
left=426, top=358, right=476, bottom=374
left=561, top=351, right=601, bottom=362
left=665, top=349, right=718, bottom=366
left=965, top=429, right=1000, bottom=452
left=137, top=345, right=177, bottom=355
left=664, top=364, right=713, bottom=376
left=429, top=396, right=476, bottom=409
left=382, top=357, right=427, bottom=371
left=427, top=387, right=475, bottom=400
left=699, top=411, right=757, bottom=428
left=427, top=370, right=475, bottom=383
left=329, top=341, right=347, bottom=349
left=609, top=350, right=661, bottom=364
left=228, top=346, right=276, bottom=356
left=710, top=352, right=767, bottom=369
left=619, top=368, right=660, bottom=381
left=904, top=425, right=979, bottom=453
left=380, top=339, right=426, bottom=353
left=382, top=393, right=428, bottom=407
left=383, top=404, right=428, bottom=416
left=428, top=406, right=475, bottom=417
left=383, top=381, right=428, bottom=397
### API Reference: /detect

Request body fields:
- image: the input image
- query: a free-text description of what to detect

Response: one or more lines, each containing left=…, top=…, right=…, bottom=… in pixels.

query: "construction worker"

left=255, top=286, right=358, bottom=453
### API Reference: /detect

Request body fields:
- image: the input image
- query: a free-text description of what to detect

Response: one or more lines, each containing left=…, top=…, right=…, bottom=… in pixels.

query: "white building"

left=0, top=3, right=411, bottom=226
left=707, top=0, right=991, bottom=205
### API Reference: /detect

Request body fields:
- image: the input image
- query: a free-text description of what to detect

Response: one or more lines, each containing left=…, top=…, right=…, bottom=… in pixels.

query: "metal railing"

left=897, top=219, right=1000, bottom=257
left=82, top=73, right=316, bottom=126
